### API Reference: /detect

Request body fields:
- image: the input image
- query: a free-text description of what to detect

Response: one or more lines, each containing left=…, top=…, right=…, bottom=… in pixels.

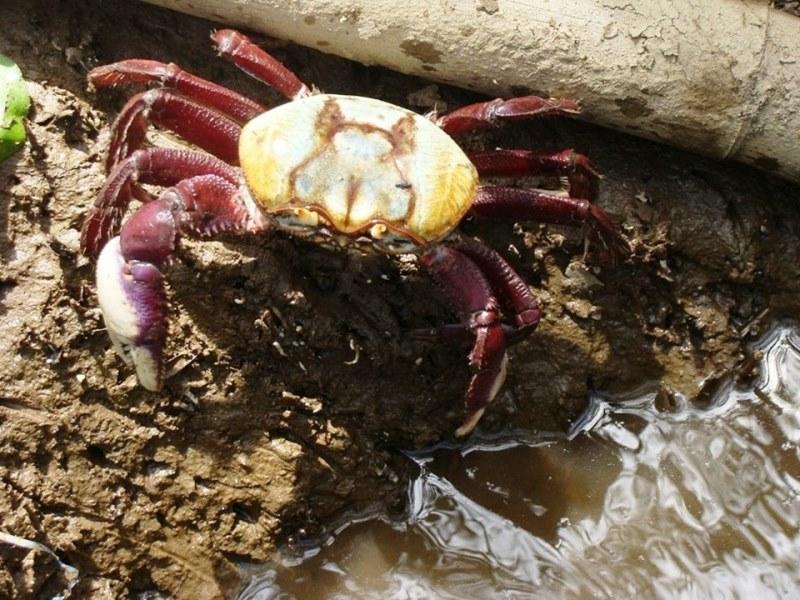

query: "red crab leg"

left=96, top=175, right=266, bottom=391
left=415, top=238, right=541, bottom=346
left=470, top=186, right=631, bottom=263
left=436, top=96, right=580, bottom=137
left=104, top=89, right=242, bottom=172
left=81, top=147, right=239, bottom=258
left=89, top=60, right=264, bottom=124
left=452, top=238, right=541, bottom=343
left=212, top=29, right=312, bottom=100
left=469, top=148, right=600, bottom=200
left=421, top=245, right=508, bottom=437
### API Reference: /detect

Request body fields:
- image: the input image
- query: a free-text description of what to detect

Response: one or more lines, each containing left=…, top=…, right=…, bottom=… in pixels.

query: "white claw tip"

left=131, top=346, right=161, bottom=391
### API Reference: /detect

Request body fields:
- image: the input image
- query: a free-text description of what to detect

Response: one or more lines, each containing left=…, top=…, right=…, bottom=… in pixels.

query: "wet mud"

left=1, top=1, right=799, bottom=597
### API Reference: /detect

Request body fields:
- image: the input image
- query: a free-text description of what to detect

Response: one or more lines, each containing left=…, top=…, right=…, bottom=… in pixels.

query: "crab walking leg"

left=469, top=148, right=600, bottom=200
left=211, top=29, right=312, bottom=100
left=104, top=89, right=242, bottom=172
left=412, top=322, right=524, bottom=347
left=435, top=96, right=581, bottom=137
left=89, top=60, right=264, bottom=124
left=421, top=245, right=509, bottom=437
left=96, top=175, right=265, bottom=390
left=414, top=238, right=541, bottom=346
left=81, top=148, right=239, bottom=258
left=470, top=186, right=631, bottom=261
left=452, top=238, right=541, bottom=344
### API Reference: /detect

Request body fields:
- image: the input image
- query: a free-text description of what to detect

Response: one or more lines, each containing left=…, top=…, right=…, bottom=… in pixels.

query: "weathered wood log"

left=142, top=0, right=800, bottom=183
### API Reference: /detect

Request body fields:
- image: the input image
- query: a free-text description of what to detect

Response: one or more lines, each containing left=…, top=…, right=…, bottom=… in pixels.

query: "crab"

left=80, top=29, right=628, bottom=437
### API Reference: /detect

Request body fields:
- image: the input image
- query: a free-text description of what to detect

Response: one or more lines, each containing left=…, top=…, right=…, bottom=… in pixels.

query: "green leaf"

left=0, top=54, right=30, bottom=162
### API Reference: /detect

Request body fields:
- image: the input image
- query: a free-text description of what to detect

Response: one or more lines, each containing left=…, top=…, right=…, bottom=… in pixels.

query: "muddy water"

left=240, top=324, right=800, bottom=599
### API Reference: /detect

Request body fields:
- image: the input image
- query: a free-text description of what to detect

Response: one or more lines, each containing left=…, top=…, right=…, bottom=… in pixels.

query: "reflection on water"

left=240, top=324, right=800, bottom=599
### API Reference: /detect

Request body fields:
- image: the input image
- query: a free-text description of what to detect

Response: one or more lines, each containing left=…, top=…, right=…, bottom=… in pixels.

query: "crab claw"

left=96, top=237, right=168, bottom=390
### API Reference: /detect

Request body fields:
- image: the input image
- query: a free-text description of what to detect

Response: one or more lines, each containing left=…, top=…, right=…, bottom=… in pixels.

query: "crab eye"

left=370, top=223, right=387, bottom=239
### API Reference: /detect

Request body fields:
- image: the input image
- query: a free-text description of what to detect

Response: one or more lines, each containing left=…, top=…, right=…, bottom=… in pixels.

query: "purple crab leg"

left=211, top=29, right=312, bottom=100
left=421, top=245, right=508, bottom=437
left=470, top=185, right=631, bottom=263
left=469, top=148, right=600, bottom=200
left=97, top=175, right=266, bottom=390
left=451, top=238, right=541, bottom=344
left=435, top=96, right=580, bottom=137
left=414, top=238, right=541, bottom=346
left=89, top=59, right=264, bottom=124
left=81, top=147, right=239, bottom=258
left=102, top=89, right=242, bottom=172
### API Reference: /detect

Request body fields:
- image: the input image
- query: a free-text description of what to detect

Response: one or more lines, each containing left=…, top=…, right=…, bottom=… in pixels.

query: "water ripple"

left=240, top=324, right=800, bottom=599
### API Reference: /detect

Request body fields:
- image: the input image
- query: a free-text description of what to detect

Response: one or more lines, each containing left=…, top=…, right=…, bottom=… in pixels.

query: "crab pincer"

left=97, top=237, right=169, bottom=391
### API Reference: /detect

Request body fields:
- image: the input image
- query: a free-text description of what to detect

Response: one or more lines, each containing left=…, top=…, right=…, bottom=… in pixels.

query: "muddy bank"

left=1, top=0, right=799, bottom=597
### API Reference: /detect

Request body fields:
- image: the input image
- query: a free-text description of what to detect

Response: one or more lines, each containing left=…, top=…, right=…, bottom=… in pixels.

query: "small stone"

left=406, top=84, right=445, bottom=110
left=564, top=261, right=603, bottom=290
left=564, top=299, right=600, bottom=320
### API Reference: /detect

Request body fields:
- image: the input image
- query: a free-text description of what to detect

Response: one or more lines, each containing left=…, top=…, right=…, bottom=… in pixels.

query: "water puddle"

left=240, top=324, right=800, bottom=599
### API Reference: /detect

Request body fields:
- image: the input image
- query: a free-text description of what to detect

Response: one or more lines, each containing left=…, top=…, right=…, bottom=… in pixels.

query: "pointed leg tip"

left=587, top=204, right=631, bottom=264
left=457, top=349, right=509, bottom=437
left=81, top=212, right=114, bottom=258
left=210, top=28, right=239, bottom=52
left=455, top=408, right=485, bottom=438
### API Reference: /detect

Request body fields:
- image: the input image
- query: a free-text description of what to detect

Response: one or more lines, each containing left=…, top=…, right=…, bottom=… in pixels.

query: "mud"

left=1, top=1, right=799, bottom=598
